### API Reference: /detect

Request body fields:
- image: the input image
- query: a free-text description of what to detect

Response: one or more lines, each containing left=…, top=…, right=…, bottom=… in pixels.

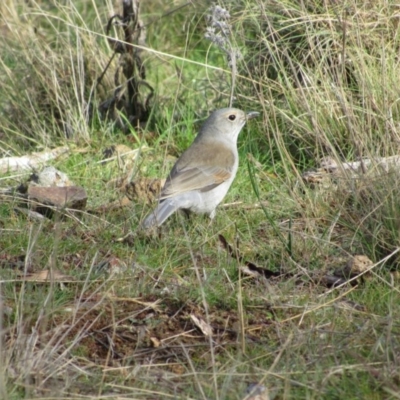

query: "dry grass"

left=1, top=0, right=400, bottom=399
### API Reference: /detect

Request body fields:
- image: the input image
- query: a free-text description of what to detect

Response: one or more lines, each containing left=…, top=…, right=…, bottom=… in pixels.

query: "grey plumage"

left=143, top=108, right=259, bottom=228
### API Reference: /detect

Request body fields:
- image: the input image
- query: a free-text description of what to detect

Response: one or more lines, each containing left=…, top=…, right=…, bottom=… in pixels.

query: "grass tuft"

left=1, top=0, right=400, bottom=398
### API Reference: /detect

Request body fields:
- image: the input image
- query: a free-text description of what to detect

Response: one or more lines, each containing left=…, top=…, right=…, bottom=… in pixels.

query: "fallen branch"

left=319, top=155, right=400, bottom=175
left=98, top=0, right=153, bottom=129
left=0, top=147, right=69, bottom=174
left=302, top=155, right=400, bottom=188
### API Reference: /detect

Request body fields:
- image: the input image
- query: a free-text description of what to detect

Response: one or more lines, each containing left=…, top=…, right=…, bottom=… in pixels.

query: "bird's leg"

left=180, top=209, right=191, bottom=220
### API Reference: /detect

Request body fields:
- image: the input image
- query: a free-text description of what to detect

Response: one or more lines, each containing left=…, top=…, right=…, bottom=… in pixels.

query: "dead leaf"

left=190, top=314, right=213, bottom=337
left=150, top=336, right=161, bottom=348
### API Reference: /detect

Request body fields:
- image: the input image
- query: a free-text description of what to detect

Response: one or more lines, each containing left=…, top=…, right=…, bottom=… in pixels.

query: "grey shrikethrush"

left=142, top=107, right=259, bottom=228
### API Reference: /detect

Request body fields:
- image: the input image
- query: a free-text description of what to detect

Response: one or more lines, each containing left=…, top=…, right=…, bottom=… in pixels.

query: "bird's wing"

left=160, top=165, right=232, bottom=199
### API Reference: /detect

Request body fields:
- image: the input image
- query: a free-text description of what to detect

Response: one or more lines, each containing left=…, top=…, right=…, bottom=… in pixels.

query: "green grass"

left=1, top=0, right=400, bottom=399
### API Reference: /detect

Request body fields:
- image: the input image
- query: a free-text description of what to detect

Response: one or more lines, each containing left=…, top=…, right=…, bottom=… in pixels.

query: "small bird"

left=142, top=108, right=259, bottom=228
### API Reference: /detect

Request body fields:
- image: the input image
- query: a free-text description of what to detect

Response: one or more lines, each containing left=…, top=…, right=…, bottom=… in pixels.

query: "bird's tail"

left=142, top=199, right=178, bottom=229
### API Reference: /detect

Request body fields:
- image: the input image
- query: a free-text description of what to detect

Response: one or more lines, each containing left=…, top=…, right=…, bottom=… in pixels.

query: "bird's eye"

left=228, top=114, right=236, bottom=121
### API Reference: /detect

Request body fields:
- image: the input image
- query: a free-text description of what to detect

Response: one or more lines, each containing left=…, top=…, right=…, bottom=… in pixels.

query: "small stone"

left=334, top=255, right=373, bottom=279
left=29, top=165, right=74, bottom=187
left=27, top=186, right=87, bottom=214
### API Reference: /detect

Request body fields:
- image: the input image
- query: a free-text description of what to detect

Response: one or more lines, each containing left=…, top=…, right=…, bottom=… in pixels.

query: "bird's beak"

left=246, top=111, right=260, bottom=120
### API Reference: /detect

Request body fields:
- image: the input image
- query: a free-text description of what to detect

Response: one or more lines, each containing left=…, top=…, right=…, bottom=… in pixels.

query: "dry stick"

left=0, top=284, right=7, bottom=400
left=98, top=298, right=117, bottom=398
left=32, top=216, right=62, bottom=391
left=180, top=343, right=208, bottom=400
left=242, top=333, right=294, bottom=400
left=121, top=0, right=140, bottom=121
left=16, top=223, right=43, bottom=397
left=96, top=51, right=117, bottom=87
left=100, top=0, right=189, bottom=97
left=234, top=226, right=246, bottom=354
left=0, top=146, right=70, bottom=174
left=237, top=248, right=246, bottom=354
left=180, top=216, right=219, bottom=400
left=99, top=0, right=152, bottom=129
